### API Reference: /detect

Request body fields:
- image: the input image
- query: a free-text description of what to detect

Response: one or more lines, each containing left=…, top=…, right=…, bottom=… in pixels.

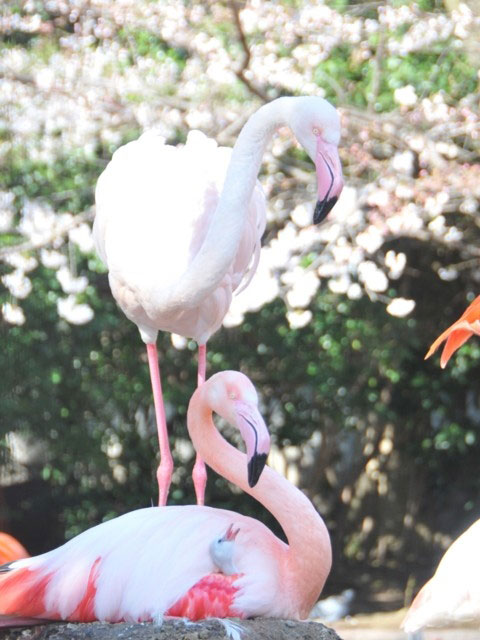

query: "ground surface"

left=330, top=609, right=480, bottom=639
left=0, top=619, right=342, bottom=640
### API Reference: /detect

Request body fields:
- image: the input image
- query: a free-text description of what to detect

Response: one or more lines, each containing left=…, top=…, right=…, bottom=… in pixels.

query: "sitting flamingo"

left=425, top=295, right=480, bottom=367
left=0, top=533, right=28, bottom=565
left=403, top=306, right=480, bottom=633
left=0, top=372, right=331, bottom=626
left=94, top=96, right=343, bottom=507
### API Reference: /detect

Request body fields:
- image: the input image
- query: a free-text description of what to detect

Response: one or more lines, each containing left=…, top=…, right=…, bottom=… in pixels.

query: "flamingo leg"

left=192, top=343, right=208, bottom=505
left=146, top=343, right=173, bottom=507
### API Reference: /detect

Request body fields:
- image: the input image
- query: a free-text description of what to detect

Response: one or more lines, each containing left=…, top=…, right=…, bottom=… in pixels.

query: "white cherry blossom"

left=386, top=298, right=416, bottom=318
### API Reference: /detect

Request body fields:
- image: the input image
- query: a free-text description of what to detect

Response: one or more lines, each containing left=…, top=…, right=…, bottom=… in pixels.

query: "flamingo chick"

left=94, top=96, right=343, bottom=507
left=425, top=295, right=480, bottom=368
left=0, top=371, right=331, bottom=625
left=210, top=524, right=240, bottom=575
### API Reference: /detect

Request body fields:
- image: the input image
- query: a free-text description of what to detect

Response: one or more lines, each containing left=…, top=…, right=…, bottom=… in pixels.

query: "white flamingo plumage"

left=0, top=371, right=332, bottom=625
left=94, top=96, right=343, bottom=507
left=402, top=519, right=480, bottom=633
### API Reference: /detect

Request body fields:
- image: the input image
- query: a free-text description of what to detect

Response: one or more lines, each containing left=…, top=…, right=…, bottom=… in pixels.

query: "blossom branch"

left=228, top=0, right=270, bottom=102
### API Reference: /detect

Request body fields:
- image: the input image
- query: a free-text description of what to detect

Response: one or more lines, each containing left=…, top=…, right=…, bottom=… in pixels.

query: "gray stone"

left=0, top=619, right=343, bottom=640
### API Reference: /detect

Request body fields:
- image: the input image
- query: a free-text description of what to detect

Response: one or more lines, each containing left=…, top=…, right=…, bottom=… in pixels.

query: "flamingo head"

left=204, top=371, right=271, bottom=488
left=288, top=97, right=343, bottom=224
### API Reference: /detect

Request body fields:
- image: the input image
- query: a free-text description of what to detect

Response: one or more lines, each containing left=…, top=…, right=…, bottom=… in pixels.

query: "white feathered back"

left=94, top=131, right=266, bottom=344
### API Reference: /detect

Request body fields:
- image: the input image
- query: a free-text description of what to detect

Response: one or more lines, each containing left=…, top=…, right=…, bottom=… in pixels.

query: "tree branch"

left=228, top=0, right=270, bottom=102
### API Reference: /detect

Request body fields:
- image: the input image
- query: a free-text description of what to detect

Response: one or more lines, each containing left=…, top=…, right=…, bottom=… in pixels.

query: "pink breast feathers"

left=165, top=573, right=243, bottom=620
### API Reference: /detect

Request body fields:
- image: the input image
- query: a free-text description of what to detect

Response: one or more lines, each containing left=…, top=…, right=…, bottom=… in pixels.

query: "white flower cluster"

left=2, top=201, right=94, bottom=326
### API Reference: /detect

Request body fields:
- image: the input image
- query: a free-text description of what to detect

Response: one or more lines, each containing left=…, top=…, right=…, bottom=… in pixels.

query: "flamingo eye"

left=312, top=127, right=320, bottom=136
left=228, top=392, right=236, bottom=400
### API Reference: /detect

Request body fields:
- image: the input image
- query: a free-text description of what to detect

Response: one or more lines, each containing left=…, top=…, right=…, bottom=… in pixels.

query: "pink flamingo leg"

left=192, top=343, right=208, bottom=505
left=146, top=343, right=174, bottom=507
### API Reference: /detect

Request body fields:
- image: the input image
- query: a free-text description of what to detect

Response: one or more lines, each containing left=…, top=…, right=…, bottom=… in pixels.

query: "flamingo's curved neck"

left=187, top=385, right=332, bottom=616
left=168, top=99, right=294, bottom=311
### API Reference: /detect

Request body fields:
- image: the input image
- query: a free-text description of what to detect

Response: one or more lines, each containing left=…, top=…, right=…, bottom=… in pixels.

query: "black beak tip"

left=0, top=562, right=14, bottom=573
left=248, top=453, right=268, bottom=488
left=313, top=196, right=338, bottom=225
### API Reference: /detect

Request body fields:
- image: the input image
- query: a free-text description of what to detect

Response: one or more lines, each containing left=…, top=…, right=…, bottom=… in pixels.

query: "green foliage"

left=0, top=152, right=100, bottom=213
left=117, top=28, right=188, bottom=68
left=317, top=42, right=478, bottom=112
left=385, top=50, right=477, bottom=101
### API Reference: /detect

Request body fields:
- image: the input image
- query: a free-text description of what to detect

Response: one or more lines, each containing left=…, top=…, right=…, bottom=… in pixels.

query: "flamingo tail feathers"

left=439, top=328, right=472, bottom=368
left=0, top=566, right=55, bottom=620
left=0, top=557, right=101, bottom=624
left=0, top=616, right=49, bottom=627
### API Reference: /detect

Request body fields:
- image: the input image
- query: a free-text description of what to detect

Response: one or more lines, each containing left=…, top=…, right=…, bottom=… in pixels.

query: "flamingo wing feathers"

left=0, top=506, right=276, bottom=625
left=438, top=327, right=473, bottom=368
left=166, top=574, right=242, bottom=620
left=94, top=131, right=266, bottom=345
left=402, top=519, right=480, bottom=631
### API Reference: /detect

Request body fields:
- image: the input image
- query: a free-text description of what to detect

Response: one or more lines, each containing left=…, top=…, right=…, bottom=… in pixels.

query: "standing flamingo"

left=0, top=533, right=28, bottom=565
left=402, top=304, right=480, bottom=633
left=0, top=371, right=331, bottom=625
left=94, top=96, right=343, bottom=507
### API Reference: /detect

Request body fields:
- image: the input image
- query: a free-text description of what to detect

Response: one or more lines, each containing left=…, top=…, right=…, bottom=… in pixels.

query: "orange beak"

left=425, top=295, right=480, bottom=368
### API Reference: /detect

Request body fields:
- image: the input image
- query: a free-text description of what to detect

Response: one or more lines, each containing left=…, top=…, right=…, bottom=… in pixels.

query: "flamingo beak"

left=248, top=452, right=268, bottom=488
left=314, top=138, right=343, bottom=224
left=234, top=401, right=270, bottom=488
left=222, top=524, right=240, bottom=542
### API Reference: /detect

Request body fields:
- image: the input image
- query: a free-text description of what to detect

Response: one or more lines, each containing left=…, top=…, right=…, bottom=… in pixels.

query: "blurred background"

left=1, top=0, right=479, bottom=622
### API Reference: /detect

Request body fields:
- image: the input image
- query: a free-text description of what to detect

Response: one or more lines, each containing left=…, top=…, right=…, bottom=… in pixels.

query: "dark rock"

left=0, top=619, right=343, bottom=640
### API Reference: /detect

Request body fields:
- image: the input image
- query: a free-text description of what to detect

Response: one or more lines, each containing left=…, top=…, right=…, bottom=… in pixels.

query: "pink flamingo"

left=0, top=371, right=331, bottom=625
left=402, top=306, right=480, bottom=633
left=94, top=96, right=343, bottom=507
left=402, top=519, right=480, bottom=632
left=0, top=534, right=28, bottom=565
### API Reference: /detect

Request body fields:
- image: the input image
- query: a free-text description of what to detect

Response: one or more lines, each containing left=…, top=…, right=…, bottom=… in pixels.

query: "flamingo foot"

left=192, top=454, right=207, bottom=506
